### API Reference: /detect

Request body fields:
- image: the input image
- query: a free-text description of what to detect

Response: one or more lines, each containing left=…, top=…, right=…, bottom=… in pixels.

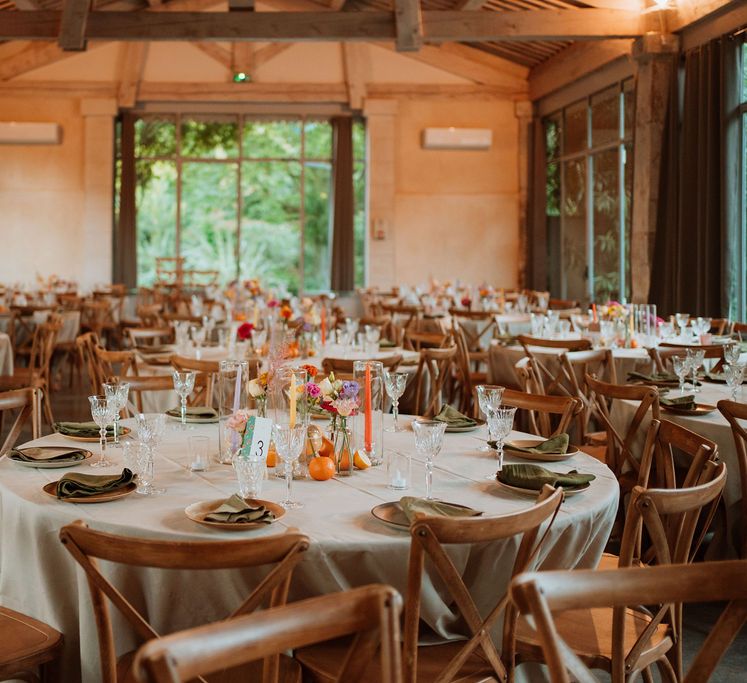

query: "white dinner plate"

left=9, top=447, right=92, bottom=469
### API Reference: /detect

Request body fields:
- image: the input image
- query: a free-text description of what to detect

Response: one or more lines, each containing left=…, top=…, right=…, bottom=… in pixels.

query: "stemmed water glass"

left=724, top=364, right=745, bottom=401
left=672, top=356, right=690, bottom=395
left=475, top=384, right=504, bottom=451
left=172, top=371, right=196, bottom=429
left=103, top=381, right=130, bottom=447
left=413, top=419, right=447, bottom=500
left=273, top=423, right=306, bottom=509
left=486, top=406, right=516, bottom=476
left=675, top=313, right=690, bottom=338
left=686, top=349, right=705, bottom=393
left=384, top=371, right=408, bottom=432
left=134, top=414, right=167, bottom=495
left=88, top=395, right=116, bottom=468
left=724, top=342, right=741, bottom=367
left=191, top=326, right=207, bottom=359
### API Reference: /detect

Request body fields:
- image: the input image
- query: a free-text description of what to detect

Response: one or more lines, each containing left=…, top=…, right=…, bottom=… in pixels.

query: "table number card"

left=240, top=416, right=273, bottom=460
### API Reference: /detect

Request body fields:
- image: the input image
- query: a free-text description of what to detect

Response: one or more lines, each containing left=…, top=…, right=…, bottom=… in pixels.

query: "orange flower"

left=280, top=305, right=293, bottom=320
left=301, top=364, right=318, bottom=379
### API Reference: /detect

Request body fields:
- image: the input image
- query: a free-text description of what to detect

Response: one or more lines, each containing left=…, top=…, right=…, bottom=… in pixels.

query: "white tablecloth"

left=0, top=332, right=12, bottom=375
left=0, top=416, right=618, bottom=682
left=612, top=381, right=743, bottom=558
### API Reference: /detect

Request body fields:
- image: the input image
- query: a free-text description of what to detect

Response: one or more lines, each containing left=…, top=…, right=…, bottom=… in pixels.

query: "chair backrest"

left=716, top=399, right=747, bottom=558
left=321, top=354, right=403, bottom=380
left=447, top=309, right=498, bottom=351
left=450, top=322, right=477, bottom=415
left=510, top=560, right=747, bottom=683
left=31, top=321, right=62, bottom=383
left=414, top=345, right=457, bottom=417
left=501, top=388, right=581, bottom=438
left=0, top=387, right=40, bottom=455
left=517, top=335, right=592, bottom=352
left=132, top=584, right=403, bottom=683
left=585, top=374, right=659, bottom=480
left=127, top=327, right=173, bottom=348
left=403, top=487, right=563, bottom=683
left=109, top=374, right=179, bottom=415
left=649, top=344, right=725, bottom=374
left=169, top=355, right=219, bottom=407
left=59, top=521, right=310, bottom=683
left=76, top=331, right=103, bottom=394
left=93, top=347, right=138, bottom=392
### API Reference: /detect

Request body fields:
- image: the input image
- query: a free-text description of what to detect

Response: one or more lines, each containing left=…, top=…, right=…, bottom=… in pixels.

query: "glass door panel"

left=562, top=158, right=588, bottom=301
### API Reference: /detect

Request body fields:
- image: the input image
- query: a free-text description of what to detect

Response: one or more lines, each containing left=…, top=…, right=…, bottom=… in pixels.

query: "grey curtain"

left=649, top=36, right=741, bottom=317
left=329, top=116, right=355, bottom=292
left=113, top=112, right=137, bottom=289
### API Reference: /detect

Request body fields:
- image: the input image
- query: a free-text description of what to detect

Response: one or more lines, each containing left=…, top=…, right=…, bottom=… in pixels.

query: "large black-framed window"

left=115, top=114, right=366, bottom=295
left=739, top=40, right=747, bottom=320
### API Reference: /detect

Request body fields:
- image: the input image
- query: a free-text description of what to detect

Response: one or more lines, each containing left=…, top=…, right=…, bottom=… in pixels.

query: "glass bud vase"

left=217, top=359, right=248, bottom=465
left=334, top=419, right=354, bottom=476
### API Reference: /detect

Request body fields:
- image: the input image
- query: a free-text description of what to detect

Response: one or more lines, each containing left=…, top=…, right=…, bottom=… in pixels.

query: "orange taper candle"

left=591, top=303, right=598, bottom=323
left=364, top=363, right=372, bottom=452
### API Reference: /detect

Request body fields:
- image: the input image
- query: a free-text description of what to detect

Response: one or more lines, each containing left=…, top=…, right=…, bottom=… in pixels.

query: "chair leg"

left=655, top=656, right=678, bottom=683
left=41, top=386, right=55, bottom=428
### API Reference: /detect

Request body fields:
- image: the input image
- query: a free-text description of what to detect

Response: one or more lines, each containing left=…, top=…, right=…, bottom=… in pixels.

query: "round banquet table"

left=0, top=416, right=618, bottom=683
left=612, top=381, right=744, bottom=558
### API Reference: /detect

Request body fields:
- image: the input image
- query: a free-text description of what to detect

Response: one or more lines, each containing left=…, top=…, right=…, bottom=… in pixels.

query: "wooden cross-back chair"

left=500, top=388, right=581, bottom=439
left=511, top=559, right=747, bottom=683
left=107, top=374, right=207, bottom=416
left=93, top=347, right=138, bottom=393
left=517, top=335, right=592, bottom=353
left=76, top=332, right=103, bottom=395
left=169, top=355, right=218, bottom=407
left=126, top=327, right=173, bottom=349
left=321, top=354, right=403, bottom=381
left=0, top=387, right=40, bottom=456
left=648, top=344, right=725, bottom=374
left=59, top=521, right=310, bottom=683
left=733, top=321, right=747, bottom=336
left=447, top=308, right=498, bottom=353
left=413, top=345, right=457, bottom=417
left=716, top=399, right=747, bottom=558
left=133, top=584, right=403, bottom=683
left=512, top=460, right=726, bottom=683
left=449, top=322, right=488, bottom=416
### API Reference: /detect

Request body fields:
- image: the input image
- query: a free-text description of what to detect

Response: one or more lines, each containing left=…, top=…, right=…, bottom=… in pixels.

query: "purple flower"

left=341, top=381, right=360, bottom=399
left=306, top=382, right=321, bottom=398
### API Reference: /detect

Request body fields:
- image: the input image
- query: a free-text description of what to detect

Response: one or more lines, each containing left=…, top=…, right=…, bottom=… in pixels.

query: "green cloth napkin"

left=10, top=447, right=86, bottom=462
left=399, top=496, right=482, bottom=523
left=497, top=434, right=569, bottom=456
left=434, top=405, right=477, bottom=428
left=661, top=395, right=696, bottom=410
left=54, top=422, right=114, bottom=438
left=165, top=406, right=219, bottom=420
left=204, top=494, right=275, bottom=524
left=56, top=468, right=134, bottom=499
left=379, top=339, right=396, bottom=348
left=497, top=464, right=595, bottom=491
left=627, top=371, right=678, bottom=383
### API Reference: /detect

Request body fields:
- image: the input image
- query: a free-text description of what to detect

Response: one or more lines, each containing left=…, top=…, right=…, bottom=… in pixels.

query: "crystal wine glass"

left=134, top=413, right=167, bottom=495
left=724, top=342, right=741, bottom=367
left=486, top=406, right=516, bottom=476
left=88, top=395, right=116, bottom=468
left=191, top=326, right=207, bottom=359
left=103, top=381, right=129, bottom=448
left=475, top=384, right=505, bottom=451
left=686, top=349, right=705, bottom=393
left=172, top=371, right=196, bottom=429
left=671, top=356, right=690, bottom=395
left=675, top=313, right=689, bottom=338
left=724, top=364, right=745, bottom=401
left=384, top=371, right=408, bottom=433
left=413, top=419, right=447, bottom=500
left=272, top=423, right=306, bottom=509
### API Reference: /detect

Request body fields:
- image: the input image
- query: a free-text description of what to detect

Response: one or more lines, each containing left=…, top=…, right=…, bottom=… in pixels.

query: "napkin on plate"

left=627, top=371, right=678, bottom=384
left=399, top=497, right=482, bottom=523
left=434, top=405, right=476, bottom=429
left=497, top=464, right=595, bottom=491
left=54, top=422, right=114, bottom=438
left=10, top=447, right=86, bottom=462
left=204, top=494, right=276, bottom=524
left=661, top=395, right=696, bottom=410
left=499, top=434, right=569, bottom=455
left=165, top=406, right=219, bottom=420
left=379, top=339, right=396, bottom=348
left=55, top=468, right=134, bottom=499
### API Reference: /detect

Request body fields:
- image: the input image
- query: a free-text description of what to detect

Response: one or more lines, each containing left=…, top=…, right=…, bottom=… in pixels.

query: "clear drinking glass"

left=272, top=423, right=306, bottom=509
left=724, top=364, right=745, bottom=401
left=384, top=371, right=408, bottom=433
left=486, top=406, right=516, bottom=476
left=412, top=419, right=447, bottom=500
left=134, top=413, right=167, bottom=495
left=188, top=434, right=210, bottom=472
left=686, top=349, right=705, bottom=393
left=671, top=356, right=689, bottom=395
left=233, top=453, right=265, bottom=498
left=475, top=385, right=505, bottom=452
left=675, top=313, right=690, bottom=338
left=724, top=342, right=741, bottom=367
left=88, top=395, right=116, bottom=468
left=191, top=325, right=207, bottom=358
left=103, top=381, right=129, bottom=448
left=364, top=325, right=381, bottom=354
left=172, top=371, right=196, bottom=429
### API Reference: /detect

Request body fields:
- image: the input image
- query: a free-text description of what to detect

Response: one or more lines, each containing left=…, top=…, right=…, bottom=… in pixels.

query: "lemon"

left=353, top=450, right=372, bottom=470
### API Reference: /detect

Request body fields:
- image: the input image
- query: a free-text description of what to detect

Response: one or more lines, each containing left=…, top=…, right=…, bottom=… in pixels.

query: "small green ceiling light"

left=233, top=72, right=251, bottom=83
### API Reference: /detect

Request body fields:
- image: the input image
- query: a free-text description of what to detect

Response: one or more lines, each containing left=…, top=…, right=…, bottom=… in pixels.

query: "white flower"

left=248, top=378, right=265, bottom=398
left=318, top=377, right=333, bottom=397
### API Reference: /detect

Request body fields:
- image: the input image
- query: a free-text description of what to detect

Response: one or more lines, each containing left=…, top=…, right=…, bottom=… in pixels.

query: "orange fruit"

left=353, top=451, right=371, bottom=470
left=319, top=437, right=335, bottom=459
left=309, top=456, right=335, bottom=481
left=338, top=447, right=352, bottom=471
left=266, top=442, right=277, bottom=468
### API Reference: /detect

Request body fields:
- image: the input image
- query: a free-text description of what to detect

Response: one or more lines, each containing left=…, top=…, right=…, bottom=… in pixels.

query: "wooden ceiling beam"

left=341, top=42, right=366, bottom=109
left=667, top=0, right=745, bottom=33
left=59, top=0, right=92, bottom=51
left=194, top=41, right=233, bottom=68
left=0, top=40, right=109, bottom=81
left=229, top=0, right=255, bottom=10
left=1, top=9, right=645, bottom=43
left=117, top=41, right=149, bottom=106
left=394, top=0, right=423, bottom=52
left=232, top=42, right=255, bottom=74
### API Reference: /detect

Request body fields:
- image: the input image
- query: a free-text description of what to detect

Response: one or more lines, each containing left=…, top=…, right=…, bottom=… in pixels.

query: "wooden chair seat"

left=0, top=606, right=63, bottom=679
left=516, top=606, right=671, bottom=666
left=296, top=638, right=497, bottom=683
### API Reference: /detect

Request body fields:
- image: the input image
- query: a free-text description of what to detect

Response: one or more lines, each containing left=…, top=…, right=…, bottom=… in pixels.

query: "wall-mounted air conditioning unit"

left=421, top=127, right=492, bottom=150
left=0, top=122, right=61, bottom=145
